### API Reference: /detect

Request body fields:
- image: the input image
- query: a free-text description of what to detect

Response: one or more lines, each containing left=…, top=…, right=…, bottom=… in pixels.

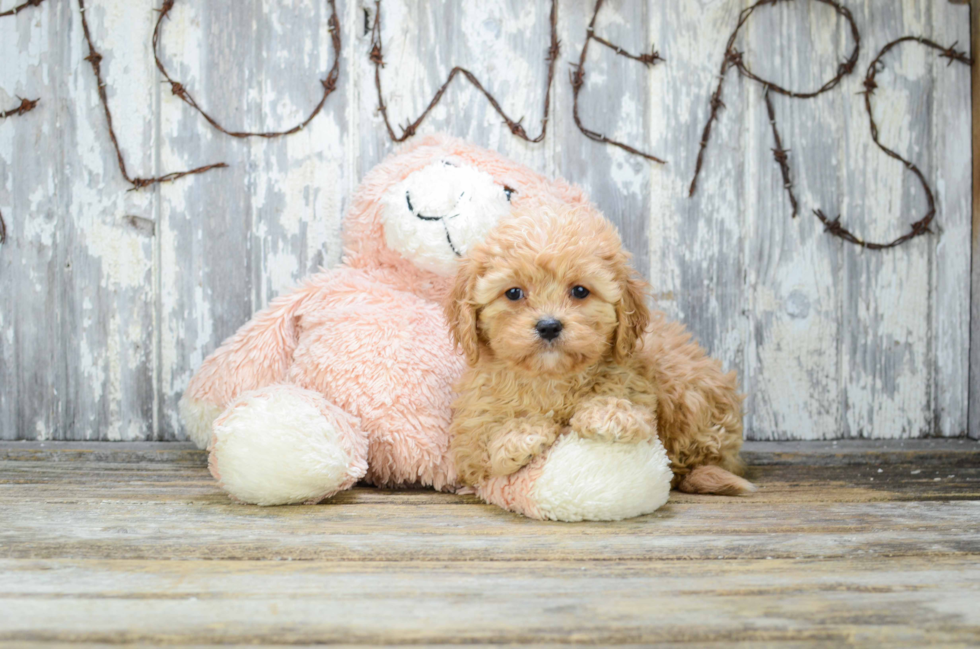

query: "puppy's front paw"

left=487, top=421, right=560, bottom=477
left=571, top=397, right=656, bottom=443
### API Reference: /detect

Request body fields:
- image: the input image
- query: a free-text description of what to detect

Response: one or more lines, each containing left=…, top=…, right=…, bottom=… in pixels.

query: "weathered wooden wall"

left=0, top=0, right=973, bottom=441
left=970, top=0, right=980, bottom=442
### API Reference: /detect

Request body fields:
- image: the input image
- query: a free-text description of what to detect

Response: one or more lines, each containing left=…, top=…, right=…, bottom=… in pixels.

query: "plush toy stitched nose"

left=535, top=318, right=563, bottom=342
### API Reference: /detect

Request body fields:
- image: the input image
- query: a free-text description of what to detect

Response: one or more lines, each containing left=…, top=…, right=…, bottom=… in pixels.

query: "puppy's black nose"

left=535, top=318, right=563, bottom=341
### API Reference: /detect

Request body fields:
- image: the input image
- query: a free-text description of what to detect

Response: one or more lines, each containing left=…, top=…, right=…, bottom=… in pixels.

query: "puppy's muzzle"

left=535, top=318, right=563, bottom=342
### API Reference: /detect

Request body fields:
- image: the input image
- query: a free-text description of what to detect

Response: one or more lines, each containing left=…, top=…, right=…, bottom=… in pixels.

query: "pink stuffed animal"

left=180, top=135, right=673, bottom=521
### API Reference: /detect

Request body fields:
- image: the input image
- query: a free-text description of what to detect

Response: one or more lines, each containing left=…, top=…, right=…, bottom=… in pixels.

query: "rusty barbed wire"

left=0, top=0, right=45, bottom=18
left=571, top=0, right=667, bottom=164
left=0, top=97, right=39, bottom=244
left=0, top=96, right=39, bottom=119
left=763, top=87, right=799, bottom=218
left=1, top=0, right=48, bottom=245
left=369, top=0, right=559, bottom=143
left=77, top=0, right=227, bottom=190
left=152, top=0, right=342, bottom=139
left=813, top=36, right=973, bottom=250
left=689, top=0, right=861, bottom=199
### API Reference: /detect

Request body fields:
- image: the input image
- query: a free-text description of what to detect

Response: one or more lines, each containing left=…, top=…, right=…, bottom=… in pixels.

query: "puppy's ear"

left=446, top=258, right=482, bottom=366
left=613, top=269, right=650, bottom=364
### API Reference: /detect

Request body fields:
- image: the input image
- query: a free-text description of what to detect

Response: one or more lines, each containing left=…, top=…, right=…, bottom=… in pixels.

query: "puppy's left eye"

left=505, top=288, right=524, bottom=301
left=571, top=286, right=590, bottom=300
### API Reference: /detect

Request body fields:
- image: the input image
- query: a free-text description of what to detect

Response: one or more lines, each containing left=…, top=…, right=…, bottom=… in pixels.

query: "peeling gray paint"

left=0, top=0, right=972, bottom=441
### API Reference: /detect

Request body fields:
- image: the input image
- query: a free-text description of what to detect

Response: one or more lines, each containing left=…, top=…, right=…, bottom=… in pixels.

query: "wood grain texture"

left=840, top=1, right=933, bottom=440
left=1, top=558, right=979, bottom=645
left=934, top=1, right=973, bottom=442
left=154, top=0, right=350, bottom=440
left=0, top=0, right=159, bottom=443
left=739, top=1, right=845, bottom=439
left=0, top=0, right=973, bottom=441
left=971, top=0, right=980, bottom=441
left=558, top=0, right=654, bottom=282
left=0, top=441, right=977, bottom=645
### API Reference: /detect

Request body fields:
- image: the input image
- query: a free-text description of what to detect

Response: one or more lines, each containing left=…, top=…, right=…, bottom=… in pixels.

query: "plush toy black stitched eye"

left=505, top=288, right=524, bottom=301
left=571, top=286, right=590, bottom=299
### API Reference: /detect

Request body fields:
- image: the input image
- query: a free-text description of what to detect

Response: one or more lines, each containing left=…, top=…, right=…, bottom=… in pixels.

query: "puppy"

left=446, top=204, right=754, bottom=496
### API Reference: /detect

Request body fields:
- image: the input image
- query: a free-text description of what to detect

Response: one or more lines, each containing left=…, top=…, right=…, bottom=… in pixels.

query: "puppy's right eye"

left=505, top=288, right=524, bottom=301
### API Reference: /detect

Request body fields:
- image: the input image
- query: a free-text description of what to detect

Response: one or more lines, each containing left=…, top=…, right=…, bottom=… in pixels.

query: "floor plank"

left=1, top=558, right=978, bottom=645
left=0, top=440, right=977, bottom=646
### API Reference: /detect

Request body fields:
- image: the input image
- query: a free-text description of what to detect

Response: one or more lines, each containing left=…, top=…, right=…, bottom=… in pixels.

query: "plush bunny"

left=180, top=134, right=672, bottom=520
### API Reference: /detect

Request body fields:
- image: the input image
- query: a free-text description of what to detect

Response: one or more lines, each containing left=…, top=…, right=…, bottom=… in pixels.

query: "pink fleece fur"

left=181, top=134, right=587, bottom=498
left=476, top=456, right=551, bottom=520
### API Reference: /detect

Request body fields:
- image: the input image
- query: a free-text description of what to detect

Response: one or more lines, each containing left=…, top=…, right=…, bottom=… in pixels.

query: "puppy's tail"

left=677, top=465, right=757, bottom=496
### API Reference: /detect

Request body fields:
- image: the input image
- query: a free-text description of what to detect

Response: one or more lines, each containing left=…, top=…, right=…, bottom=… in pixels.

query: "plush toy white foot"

left=478, top=432, right=673, bottom=522
left=178, top=397, right=224, bottom=450
left=208, top=385, right=369, bottom=506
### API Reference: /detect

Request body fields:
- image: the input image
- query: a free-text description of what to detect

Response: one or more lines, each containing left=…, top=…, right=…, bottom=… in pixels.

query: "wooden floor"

left=1, top=440, right=978, bottom=647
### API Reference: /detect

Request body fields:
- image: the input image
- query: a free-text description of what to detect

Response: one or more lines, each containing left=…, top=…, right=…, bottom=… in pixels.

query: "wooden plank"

left=739, top=0, right=845, bottom=439
left=0, top=1, right=61, bottom=441
left=2, top=494, right=979, bottom=561
left=0, top=441, right=977, bottom=562
left=645, top=0, right=747, bottom=376
left=739, top=438, right=980, bottom=466
left=1, top=557, right=978, bottom=645
left=932, top=1, right=973, bottom=438
left=154, top=0, right=351, bottom=440
left=0, top=439, right=966, bottom=520
left=2, top=461, right=978, bottom=504
left=154, top=0, right=254, bottom=439
left=839, top=1, right=933, bottom=438
left=1, top=0, right=159, bottom=441
left=971, top=0, right=980, bottom=441
left=0, top=441, right=207, bottom=464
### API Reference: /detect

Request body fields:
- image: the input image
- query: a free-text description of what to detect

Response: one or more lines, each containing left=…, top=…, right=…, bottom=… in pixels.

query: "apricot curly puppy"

left=446, top=205, right=754, bottom=496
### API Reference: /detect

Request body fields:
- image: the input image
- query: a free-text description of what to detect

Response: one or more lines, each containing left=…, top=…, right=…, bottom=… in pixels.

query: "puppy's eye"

left=505, top=288, right=524, bottom=301
left=571, top=286, right=590, bottom=300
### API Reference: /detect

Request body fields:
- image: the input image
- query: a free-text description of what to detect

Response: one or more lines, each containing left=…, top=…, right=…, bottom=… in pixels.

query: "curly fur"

left=447, top=204, right=754, bottom=495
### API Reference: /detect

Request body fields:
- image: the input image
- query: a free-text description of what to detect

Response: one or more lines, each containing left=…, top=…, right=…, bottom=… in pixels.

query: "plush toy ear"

left=613, top=270, right=651, bottom=364
left=445, top=258, right=482, bottom=366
